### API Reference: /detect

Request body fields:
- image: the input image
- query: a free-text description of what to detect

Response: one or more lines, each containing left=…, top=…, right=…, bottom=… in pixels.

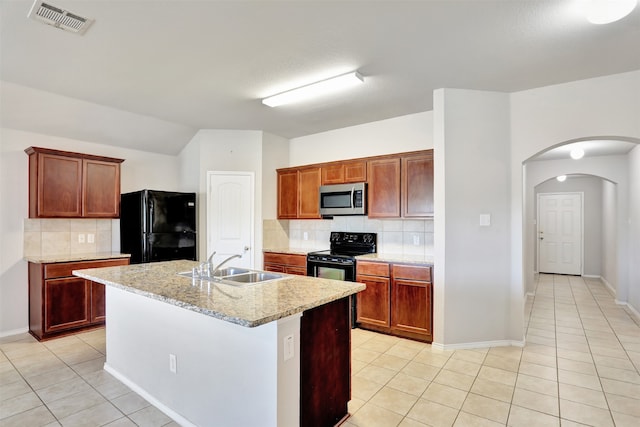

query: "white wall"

left=602, top=179, right=617, bottom=293
left=512, top=70, right=640, bottom=325
left=290, top=111, right=433, bottom=165
left=0, top=128, right=180, bottom=336
left=262, top=132, right=290, bottom=220
left=628, top=145, right=640, bottom=313
left=534, top=175, right=603, bottom=276
left=433, top=88, right=514, bottom=347
left=178, top=130, right=264, bottom=267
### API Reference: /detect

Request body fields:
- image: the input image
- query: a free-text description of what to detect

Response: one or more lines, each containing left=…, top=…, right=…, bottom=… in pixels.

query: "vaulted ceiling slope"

left=1, top=0, right=639, bottom=155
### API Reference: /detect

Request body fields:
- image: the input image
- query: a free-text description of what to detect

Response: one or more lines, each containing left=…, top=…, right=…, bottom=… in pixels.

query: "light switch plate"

left=479, top=214, right=491, bottom=227
left=284, top=334, right=294, bottom=361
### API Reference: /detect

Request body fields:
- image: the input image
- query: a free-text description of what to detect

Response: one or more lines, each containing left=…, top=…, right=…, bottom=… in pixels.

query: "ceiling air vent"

left=27, top=0, right=94, bottom=34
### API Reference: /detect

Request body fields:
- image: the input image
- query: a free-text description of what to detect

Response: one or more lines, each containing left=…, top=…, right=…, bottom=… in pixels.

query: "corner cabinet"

left=402, top=152, right=434, bottom=217
left=28, top=257, right=130, bottom=340
left=356, top=260, right=433, bottom=342
left=276, top=167, right=321, bottom=219
left=25, top=147, right=124, bottom=218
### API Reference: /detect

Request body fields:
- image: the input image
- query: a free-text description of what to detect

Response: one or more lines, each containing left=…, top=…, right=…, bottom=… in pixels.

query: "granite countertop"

left=356, top=253, right=434, bottom=265
left=73, top=259, right=364, bottom=328
left=24, top=252, right=131, bottom=264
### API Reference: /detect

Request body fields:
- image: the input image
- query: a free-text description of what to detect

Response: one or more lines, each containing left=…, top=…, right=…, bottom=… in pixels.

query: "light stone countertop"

left=24, top=252, right=131, bottom=264
left=262, top=247, right=317, bottom=255
left=73, top=259, right=365, bottom=328
left=356, top=253, right=434, bottom=265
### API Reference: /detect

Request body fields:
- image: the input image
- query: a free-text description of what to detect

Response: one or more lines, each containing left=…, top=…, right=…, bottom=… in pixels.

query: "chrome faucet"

left=211, top=254, right=243, bottom=277
left=198, top=251, right=216, bottom=278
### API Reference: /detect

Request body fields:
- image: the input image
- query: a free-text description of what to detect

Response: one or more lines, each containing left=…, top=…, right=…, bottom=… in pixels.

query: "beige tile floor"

left=1, top=274, right=639, bottom=426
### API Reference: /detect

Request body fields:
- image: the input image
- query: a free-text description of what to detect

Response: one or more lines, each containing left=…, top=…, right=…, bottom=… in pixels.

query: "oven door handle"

left=309, top=259, right=354, bottom=267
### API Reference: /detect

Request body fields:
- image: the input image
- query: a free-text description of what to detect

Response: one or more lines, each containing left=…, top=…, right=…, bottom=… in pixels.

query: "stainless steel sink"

left=222, top=272, right=282, bottom=284
left=177, top=268, right=283, bottom=286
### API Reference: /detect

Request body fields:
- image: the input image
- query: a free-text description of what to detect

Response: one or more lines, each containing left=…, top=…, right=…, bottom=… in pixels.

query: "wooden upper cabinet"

left=277, top=167, right=321, bottom=219
left=298, top=167, right=321, bottom=219
left=402, top=152, right=434, bottom=218
left=25, top=147, right=124, bottom=218
left=368, top=157, right=401, bottom=218
left=277, top=170, right=298, bottom=219
left=83, top=159, right=121, bottom=217
left=321, top=160, right=367, bottom=185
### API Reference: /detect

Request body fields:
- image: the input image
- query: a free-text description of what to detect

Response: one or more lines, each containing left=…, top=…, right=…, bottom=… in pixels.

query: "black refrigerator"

left=120, top=190, right=197, bottom=264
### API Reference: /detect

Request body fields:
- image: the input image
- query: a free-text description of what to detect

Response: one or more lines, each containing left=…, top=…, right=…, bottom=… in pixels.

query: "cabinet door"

left=298, top=167, right=321, bottom=219
left=90, top=281, right=106, bottom=324
left=368, top=158, right=401, bottom=218
left=344, top=160, right=367, bottom=183
left=45, top=277, right=90, bottom=332
left=321, top=163, right=345, bottom=185
left=83, top=159, right=121, bottom=217
left=277, top=170, right=299, bottom=219
left=356, top=275, right=390, bottom=327
left=38, top=153, right=83, bottom=217
left=402, top=153, right=434, bottom=218
left=391, top=279, right=432, bottom=339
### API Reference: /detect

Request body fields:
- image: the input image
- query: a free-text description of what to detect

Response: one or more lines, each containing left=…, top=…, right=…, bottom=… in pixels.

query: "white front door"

left=538, top=193, right=583, bottom=275
left=207, top=171, right=254, bottom=269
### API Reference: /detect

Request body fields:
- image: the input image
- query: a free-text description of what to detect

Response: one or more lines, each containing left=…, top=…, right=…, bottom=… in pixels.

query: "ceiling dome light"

left=557, top=175, right=567, bottom=182
left=579, top=0, right=638, bottom=24
left=570, top=148, right=585, bottom=159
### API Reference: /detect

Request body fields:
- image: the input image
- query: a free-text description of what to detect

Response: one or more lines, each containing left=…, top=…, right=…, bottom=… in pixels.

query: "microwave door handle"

left=351, top=187, right=355, bottom=208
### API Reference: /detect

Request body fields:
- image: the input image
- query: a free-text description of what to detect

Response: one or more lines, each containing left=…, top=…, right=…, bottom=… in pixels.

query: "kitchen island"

left=73, top=259, right=364, bottom=427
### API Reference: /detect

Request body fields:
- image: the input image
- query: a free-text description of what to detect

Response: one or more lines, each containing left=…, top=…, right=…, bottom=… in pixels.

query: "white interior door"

left=207, top=171, right=254, bottom=269
left=538, top=193, right=583, bottom=275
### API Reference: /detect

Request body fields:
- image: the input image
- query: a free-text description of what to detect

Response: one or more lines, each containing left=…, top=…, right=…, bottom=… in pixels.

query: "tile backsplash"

left=263, top=217, right=434, bottom=256
left=24, top=218, right=114, bottom=257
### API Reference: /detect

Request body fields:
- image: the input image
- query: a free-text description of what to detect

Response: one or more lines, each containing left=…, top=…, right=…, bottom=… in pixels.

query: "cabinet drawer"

left=356, top=261, right=389, bottom=277
left=263, top=252, right=306, bottom=267
left=392, top=264, right=431, bottom=282
left=45, top=258, right=130, bottom=279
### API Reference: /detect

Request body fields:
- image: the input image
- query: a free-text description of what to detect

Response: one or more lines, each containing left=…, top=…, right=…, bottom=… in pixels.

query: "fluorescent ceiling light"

left=262, top=71, right=364, bottom=107
left=557, top=175, right=567, bottom=182
left=578, top=0, right=638, bottom=24
left=570, top=148, right=585, bottom=159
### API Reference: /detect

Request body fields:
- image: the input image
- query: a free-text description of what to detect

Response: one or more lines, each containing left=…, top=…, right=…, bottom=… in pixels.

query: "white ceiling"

left=1, top=0, right=639, bottom=155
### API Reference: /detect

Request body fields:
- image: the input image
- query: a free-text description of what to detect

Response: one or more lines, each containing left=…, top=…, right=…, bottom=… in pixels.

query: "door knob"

left=243, top=246, right=251, bottom=252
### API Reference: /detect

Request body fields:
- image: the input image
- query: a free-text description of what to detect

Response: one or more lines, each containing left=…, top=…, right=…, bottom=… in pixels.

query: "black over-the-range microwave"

left=319, top=182, right=367, bottom=216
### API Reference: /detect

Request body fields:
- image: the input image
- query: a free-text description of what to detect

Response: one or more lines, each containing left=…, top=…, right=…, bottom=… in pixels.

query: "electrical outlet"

left=303, top=232, right=308, bottom=241
left=412, top=234, right=420, bottom=246
left=284, top=334, right=294, bottom=361
left=169, top=354, right=177, bottom=373
left=78, top=234, right=85, bottom=243
left=87, top=233, right=95, bottom=243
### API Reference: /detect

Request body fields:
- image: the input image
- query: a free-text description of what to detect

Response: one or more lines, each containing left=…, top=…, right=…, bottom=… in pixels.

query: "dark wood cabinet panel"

left=402, top=153, right=434, bottom=218
left=391, top=279, right=432, bottom=341
left=356, top=261, right=433, bottom=342
left=83, top=159, right=121, bottom=217
left=263, top=252, right=307, bottom=276
left=298, top=167, right=321, bottom=219
left=356, top=274, right=390, bottom=328
left=45, top=277, right=90, bottom=332
left=277, top=170, right=299, bottom=219
left=29, top=257, right=130, bottom=340
left=90, top=281, right=106, bottom=323
left=321, top=160, right=367, bottom=184
left=37, top=153, right=83, bottom=217
left=25, top=147, right=123, bottom=218
left=300, top=297, right=350, bottom=427
left=367, top=158, right=401, bottom=218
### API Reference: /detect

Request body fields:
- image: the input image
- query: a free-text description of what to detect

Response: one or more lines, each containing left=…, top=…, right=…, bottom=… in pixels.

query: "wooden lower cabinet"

left=356, top=260, right=433, bottom=342
left=263, top=251, right=307, bottom=275
left=29, top=257, right=130, bottom=340
left=300, top=297, right=350, bottom=427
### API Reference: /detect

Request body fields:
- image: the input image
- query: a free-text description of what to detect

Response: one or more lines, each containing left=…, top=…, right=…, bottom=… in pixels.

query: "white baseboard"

left=600, top=276, right=617, bottom=297
left=0, top=327, right=29, bottom=339
left=613, top=300, right=640, bottom=322
left=104, top=363, right=196, bottom=427
left=582, top=274, right=600, bottom=279
left=431, top=339, right=525, bottom=351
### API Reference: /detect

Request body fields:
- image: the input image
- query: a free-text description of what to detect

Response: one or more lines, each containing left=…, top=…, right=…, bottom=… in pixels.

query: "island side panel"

left=104, top=286, right=290, bottom=427
left=300, top=296, right=351, bottom=427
